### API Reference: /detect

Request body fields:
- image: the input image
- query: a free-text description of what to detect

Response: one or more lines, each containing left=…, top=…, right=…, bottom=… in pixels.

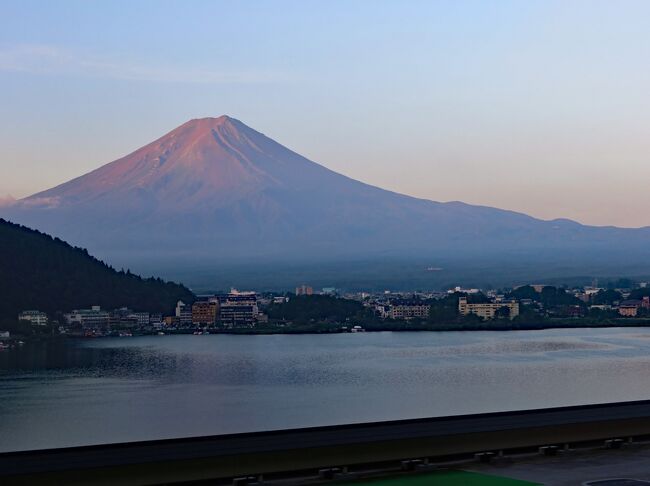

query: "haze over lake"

left=2, top=328, right=650, bottom=453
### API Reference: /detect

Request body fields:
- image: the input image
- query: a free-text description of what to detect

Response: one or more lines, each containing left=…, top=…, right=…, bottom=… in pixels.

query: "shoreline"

left=8, top=318, right=650, bottom=342
left=58, top=319, right=650, bottom=338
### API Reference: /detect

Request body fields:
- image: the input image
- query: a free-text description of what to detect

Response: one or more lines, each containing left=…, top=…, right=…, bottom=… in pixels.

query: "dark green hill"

left=0, top=218, right=194, bottom=319
left=267, top=294, right=367, bottom=324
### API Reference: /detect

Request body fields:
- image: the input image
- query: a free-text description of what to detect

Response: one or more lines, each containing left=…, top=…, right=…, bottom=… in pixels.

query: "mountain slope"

left=0, top=219, right=194, bottom=318
left=4, top=116, right=650, bottom=273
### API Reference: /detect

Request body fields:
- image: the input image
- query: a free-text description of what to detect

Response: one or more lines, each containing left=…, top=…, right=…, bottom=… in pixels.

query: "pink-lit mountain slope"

left=5, top=116, right=650, bottom=267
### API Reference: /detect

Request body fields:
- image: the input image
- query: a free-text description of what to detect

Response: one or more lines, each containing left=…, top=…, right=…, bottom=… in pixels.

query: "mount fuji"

left=4, top=116, right=650, bottom=286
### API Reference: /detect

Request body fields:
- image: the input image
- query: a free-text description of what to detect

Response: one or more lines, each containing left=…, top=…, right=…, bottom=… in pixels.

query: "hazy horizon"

left=2, top=1, right=650, bottom=227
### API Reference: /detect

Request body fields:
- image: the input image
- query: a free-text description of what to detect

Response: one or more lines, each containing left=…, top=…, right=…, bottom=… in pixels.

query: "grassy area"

left=338, top=470, right=540, bottom=485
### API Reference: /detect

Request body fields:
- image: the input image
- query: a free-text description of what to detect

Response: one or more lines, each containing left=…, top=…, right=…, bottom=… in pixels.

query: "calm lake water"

left=2, top=328, right=650, bottom=452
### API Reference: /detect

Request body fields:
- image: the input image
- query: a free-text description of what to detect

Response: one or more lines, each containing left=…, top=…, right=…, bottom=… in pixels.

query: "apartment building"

left=387, top=300, right=431, bottom=320
left=458, top=297, right=519, bottom=320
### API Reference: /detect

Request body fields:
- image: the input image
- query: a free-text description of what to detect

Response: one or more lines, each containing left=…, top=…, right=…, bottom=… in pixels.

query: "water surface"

left=2, top=328, right=650, bottom=452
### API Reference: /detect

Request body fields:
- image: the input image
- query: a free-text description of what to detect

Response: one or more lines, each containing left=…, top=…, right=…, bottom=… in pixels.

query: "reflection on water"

left=1, top=328, right=650, bottom=452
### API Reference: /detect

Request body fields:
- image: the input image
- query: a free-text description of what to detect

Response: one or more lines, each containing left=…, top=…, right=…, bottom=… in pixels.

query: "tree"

left=508, top=285, right=539, bottom=301
left=629, top=288, right=650, bottom=300
left=592, top=289, right=622, bottom=305
left=607, top=278, right=635, bottom=290
left=267, top=295, right=366, bottom=324
left=0, top=219, right=194, bottom=317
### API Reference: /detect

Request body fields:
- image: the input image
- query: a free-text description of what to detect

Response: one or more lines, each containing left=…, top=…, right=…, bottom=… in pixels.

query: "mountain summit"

left=22, top=116, right=389, bottom=217
left=4, top=116, right=650, bottom=276
left=24, top=116, right=338, bottom=211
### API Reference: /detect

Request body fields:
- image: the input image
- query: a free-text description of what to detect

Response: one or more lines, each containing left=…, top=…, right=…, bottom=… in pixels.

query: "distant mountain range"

left=0, top=219, right=193, bottom=320
left=3, top=116, right=650, bottom=288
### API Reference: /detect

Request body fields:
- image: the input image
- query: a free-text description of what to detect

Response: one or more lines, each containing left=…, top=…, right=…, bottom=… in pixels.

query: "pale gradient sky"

left=1, top=1, right=650, bottom=227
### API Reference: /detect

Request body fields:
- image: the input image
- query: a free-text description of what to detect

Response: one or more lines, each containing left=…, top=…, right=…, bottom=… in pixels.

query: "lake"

left=2, top=328, right=650, bottom=452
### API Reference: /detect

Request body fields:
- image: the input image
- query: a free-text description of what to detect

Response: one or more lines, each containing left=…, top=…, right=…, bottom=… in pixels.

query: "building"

left=375, top=304, right=391, bottom=319
left=295, top=285, right=313, bottom=296
left=209, top=290, right=259, bottom=327
left=132, top=312, right=150, bottom=326
left=112, top=308, right=150, bottom=327
left=110, top=316, right=138, bottom=328
left=619, top=300, right=642, bottom=317
left=458, top=297, right=519, bottom=320
left=18, top=310, right=48, bottom=326
left=64, top=306, right=110, bottom=329
left=175, top=300, right=193, bottom=326
left=584, top=287, right=604, bottom=296
left=387, top=300, right=430, bottom=320
left=447, top=286, right=481, bottom=295
left=217, top=290, right=259, bottom=327
left=175, top=300, right=185, bottom=317
left=108, top=308, right=144, bottom=328
left=589, top=304, right=612, bottom=311
left=220, top=303, right=256, bottom=327
left=191, top=301, right=218, bottom=326
left=191, top=290, right=260, bottom=327
left=180, top=306, right=193, bottom=325
left=565, top=305, right=584, bottom=318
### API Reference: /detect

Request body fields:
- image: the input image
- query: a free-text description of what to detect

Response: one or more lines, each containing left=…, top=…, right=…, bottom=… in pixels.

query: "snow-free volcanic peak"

left=3, top=116, right=650, bottom=270
left=19, top=114, right=335, bottom=212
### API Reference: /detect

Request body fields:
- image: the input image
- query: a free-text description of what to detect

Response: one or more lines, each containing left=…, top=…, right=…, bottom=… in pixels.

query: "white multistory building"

left=18, top=310, right=48, bottom=326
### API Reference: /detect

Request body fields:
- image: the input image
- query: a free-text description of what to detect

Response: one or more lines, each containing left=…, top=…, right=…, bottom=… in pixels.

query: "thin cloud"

left=0, top=44, right=291, bottom=84
left=0, top=195, right=16, bottom=207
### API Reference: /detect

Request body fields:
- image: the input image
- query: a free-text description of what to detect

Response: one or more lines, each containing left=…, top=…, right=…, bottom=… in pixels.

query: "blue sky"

left=2, top=1, right=650, bottom=226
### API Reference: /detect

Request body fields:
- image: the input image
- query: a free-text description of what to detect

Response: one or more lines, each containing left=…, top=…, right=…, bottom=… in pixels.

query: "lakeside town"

left=3, top=279, right=650, bottom=348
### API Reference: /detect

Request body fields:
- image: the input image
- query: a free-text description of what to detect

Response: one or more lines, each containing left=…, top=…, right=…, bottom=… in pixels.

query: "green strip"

left=337, top=470, right=541, bottom=485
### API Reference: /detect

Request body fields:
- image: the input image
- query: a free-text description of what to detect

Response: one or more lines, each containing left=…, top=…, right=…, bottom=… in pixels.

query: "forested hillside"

left=0, top=219, right=194, bottom=319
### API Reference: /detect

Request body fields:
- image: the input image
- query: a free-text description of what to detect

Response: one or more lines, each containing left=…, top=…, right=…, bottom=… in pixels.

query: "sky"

left=1, top=0, right=650, bottom=227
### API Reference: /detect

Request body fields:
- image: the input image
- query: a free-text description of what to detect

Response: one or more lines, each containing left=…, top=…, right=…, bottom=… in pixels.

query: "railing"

left=4, top=400, right=650, bottom=485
